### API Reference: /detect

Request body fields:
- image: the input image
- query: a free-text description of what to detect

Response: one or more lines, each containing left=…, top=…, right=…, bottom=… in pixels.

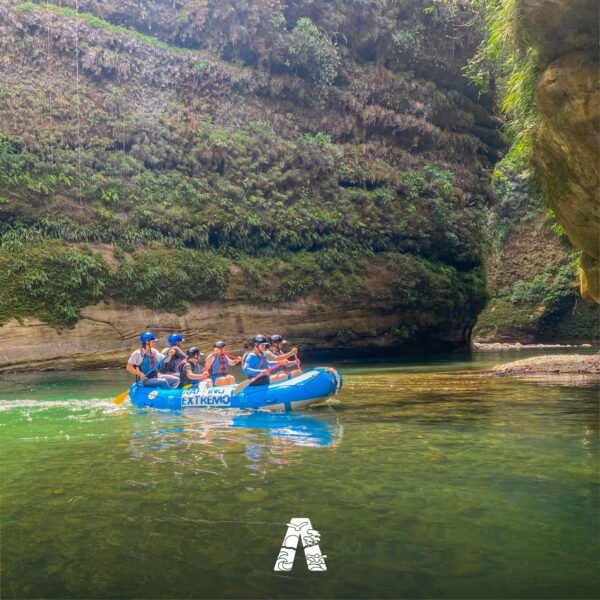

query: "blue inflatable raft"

left=129, top=367, right=343, bottom=412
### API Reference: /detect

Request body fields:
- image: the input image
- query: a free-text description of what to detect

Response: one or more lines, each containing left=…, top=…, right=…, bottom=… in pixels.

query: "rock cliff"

left=0, top=297, right=473, bottom=373
left=0, top=0, right=501, bottom=369
left=521, top=0, right=600, bottom=302
left=473, top=169, right=598, bottom=344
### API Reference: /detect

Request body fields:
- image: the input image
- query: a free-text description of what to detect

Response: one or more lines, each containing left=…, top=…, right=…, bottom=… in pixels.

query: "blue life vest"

left=139, top=349, right=158, bottom=378
left=257, top=352, right=269, bottom=371
left=160, top=346, right=185, bottom=374
left=243, top=351, right=268, bottom=372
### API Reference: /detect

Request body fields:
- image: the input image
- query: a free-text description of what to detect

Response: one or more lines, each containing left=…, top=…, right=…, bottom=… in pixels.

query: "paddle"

left=112, top=351, right=173, bottom=405
left=233, top=359, right=299, bottom=396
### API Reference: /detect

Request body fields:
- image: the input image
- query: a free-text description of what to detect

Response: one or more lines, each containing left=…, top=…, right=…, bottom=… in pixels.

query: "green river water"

left=1, top=351, right=598, bottom=599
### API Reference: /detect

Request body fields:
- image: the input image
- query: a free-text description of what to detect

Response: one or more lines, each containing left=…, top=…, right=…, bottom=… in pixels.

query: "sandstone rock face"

left=534, top=51, right=599, bottom=302
left=0, top=300, right=468, bottom=373
left=519, top=0, right=599, bottom=59
left=521, top=0, right=600, bottom=303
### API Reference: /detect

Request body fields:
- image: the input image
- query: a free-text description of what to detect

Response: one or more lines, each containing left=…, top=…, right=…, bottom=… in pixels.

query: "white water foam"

left=0, top=398, right=125, bottom=414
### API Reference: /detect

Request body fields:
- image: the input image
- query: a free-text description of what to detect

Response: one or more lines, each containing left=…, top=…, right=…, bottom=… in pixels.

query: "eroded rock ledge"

left=0, top=300, right=471, bottom=373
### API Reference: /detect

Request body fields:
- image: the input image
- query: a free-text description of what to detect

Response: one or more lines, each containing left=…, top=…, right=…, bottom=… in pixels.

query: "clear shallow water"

left=1, top=352, right=598, bottom=599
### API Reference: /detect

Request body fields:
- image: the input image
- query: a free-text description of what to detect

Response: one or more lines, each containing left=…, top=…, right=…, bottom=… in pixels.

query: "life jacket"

left=210, top=353, right=229, bottom=376
left=139, top=348, right=158, bottom=379
left=269, top=347, right=285, bottom=373
left=253, top=351, right=269, bottom=371
left=178, top=359, right=200, bottom=387
left=160, top=346, right=181, bottom=374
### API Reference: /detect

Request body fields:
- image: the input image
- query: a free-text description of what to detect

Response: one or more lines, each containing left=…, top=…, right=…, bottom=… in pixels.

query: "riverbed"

left=1, top=351, right=598, bottom=598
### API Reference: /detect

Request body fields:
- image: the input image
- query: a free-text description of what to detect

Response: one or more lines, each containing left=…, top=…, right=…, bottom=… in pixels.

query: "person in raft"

left=126, top=332, right=179, bottom=389
left=159, top=333, right=187, bottom=378
left=242, top=334, right=296, bottom=386
left=204, top=341, right=242, bottom=386
left=178, top=347, right=205, bottom=388
left=265, top=335, right=302, bottom=382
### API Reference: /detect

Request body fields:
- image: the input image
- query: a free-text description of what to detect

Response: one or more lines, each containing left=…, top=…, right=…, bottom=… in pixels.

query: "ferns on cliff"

left=1, top=0, right=497, bottom=332
left=466, top=0, right=541, bottom=167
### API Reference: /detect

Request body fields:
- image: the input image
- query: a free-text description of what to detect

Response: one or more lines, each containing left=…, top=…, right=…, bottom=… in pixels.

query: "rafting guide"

left=274, top=518, right=327, bottom=572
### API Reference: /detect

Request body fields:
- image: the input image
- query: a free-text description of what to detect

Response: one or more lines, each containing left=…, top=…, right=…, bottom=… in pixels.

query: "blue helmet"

left=140, top=331, right=156, bottom=344
left=168, top=333, right=184, bottom=345
left=252, top=334, right=268, bottom=346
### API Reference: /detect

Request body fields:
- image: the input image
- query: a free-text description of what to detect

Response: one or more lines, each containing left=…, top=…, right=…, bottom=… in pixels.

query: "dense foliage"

left=0, top=0, right=501, bottom=341
left=466, top=0, right=540, bottom=167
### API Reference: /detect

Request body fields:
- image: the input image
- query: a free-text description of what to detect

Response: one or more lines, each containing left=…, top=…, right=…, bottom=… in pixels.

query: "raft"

left=129, top=367, right=343, bottom=412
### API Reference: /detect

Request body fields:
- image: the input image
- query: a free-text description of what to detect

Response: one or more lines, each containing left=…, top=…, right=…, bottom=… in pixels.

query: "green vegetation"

left=0, top=243, right=109, bottom=325
left=236, top=250, right=364, bottom=305
left=15, top=2, right=190, bottom=54
left=466, top=0, right=542, bottom=167
left=288, top=17, right=340, bottom=98
left=0, top=134, right=73, bottom=195
left=1, top=127, right=483, bottom=265
left=0, top=244, right=230, bottom=325
left=0, top=0, right=503, bottom=344
left=387, top=253, right=488, bottom=320
left=475, top=168, right=598, bottom=342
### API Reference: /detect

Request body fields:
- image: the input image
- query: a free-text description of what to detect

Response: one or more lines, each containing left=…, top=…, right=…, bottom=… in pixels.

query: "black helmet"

left=269, top=335, right=287, bottom=345
left=213, top=341, right=226, bottom=349
left=252, top=334, right=268, bottom=346
left=187, top=347, right=202, bottom=358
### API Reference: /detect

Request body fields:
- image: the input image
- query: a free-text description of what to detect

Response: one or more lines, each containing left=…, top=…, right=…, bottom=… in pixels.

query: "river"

left=1, top=351, right=598, bottom=599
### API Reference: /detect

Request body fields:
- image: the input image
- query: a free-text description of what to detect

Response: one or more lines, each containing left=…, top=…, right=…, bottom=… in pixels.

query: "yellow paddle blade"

left=112, top=389, right=130, bottom=405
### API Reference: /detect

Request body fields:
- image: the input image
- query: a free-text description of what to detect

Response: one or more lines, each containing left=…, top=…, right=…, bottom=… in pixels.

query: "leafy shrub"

left=288, top=18, right=340, bottom=97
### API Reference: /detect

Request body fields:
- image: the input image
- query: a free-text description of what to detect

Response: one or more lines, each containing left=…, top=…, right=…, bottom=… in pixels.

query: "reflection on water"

left=0, top=354, right=598, bottom=599
left=127, top=411, right=342, bottom=474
